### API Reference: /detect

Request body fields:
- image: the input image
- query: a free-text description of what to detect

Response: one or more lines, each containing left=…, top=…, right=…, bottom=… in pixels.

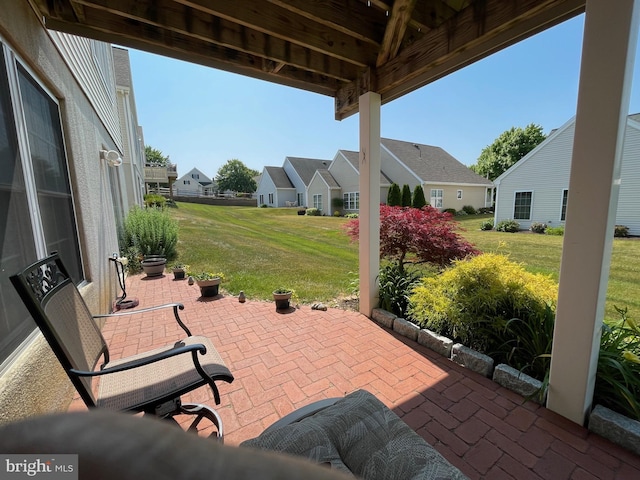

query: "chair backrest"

left=10, top=253, right=108, bottom=407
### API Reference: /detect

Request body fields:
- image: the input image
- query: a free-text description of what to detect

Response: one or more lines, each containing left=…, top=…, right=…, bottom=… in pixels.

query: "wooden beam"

left=176, top=0, right=378, bottom=66
left=43, top=16, right=342, bottom=97
left=74, top=0, right=359, bottom=82
left=376, top=0, right=417, bottom=67
left=266, top=0, right=385, bottom=45
left=336, top=0, right=585, bottom=119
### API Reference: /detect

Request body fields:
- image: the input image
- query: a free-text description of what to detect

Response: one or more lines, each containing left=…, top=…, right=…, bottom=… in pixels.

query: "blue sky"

left=128, top=14, right=640, bottom=178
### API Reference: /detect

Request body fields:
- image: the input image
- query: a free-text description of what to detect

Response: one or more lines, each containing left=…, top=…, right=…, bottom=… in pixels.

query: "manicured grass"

left=171, top=204, right=640, bottom=320
left=170, top=203, right=358, bottom=305
left=456, top=214, right=640, bottom=321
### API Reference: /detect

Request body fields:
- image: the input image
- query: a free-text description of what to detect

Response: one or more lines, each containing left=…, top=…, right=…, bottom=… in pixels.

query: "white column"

left=547, top=0, right=640, bottom=424
left=358, top=92, right=381, bottom=316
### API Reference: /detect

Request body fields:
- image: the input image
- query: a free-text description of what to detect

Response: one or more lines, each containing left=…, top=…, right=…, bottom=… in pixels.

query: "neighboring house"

left=494, top=115, right=640, bottom=235
left=380, top=138, right=493, bottom=211
left=271, top=139, right=492, bottom=215
left=0, top=3, right=143, bottom=421
left=256, top=157, right=330, bottom=207
left=175, top=167, right=215, bottom=196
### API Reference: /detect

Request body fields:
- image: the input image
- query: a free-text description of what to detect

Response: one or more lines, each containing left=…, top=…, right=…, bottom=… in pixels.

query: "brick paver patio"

left=69, top=273, right=640, bottom=479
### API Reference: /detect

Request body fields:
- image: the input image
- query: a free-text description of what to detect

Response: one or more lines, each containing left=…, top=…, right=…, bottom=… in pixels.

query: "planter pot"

left=273, top=291, right=292, bottom=310
left=141, top=257, right=166, bottom=277
left=172, top=269, right=186, bottom=280
left=197, top=278, right=221, bottom=297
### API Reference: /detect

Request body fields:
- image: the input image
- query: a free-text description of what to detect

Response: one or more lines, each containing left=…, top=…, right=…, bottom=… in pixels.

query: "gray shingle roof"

left=337, top=150, right=392, bottom=185
left=315, top=169, right=340, bottom=188
left=265, top=166, right=294, bottom=188
left=287, top=157, right=332, bottom=185
left=381, top=138, right=493, bottom=186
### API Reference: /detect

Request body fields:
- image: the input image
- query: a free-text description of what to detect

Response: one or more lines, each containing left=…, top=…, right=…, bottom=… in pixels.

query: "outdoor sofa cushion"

left=241, top=389, right=468, bottom=480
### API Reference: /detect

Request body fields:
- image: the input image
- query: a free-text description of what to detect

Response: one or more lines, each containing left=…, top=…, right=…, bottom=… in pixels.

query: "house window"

left=268, top=193, right=274, bottom=204
left=313, top=194, right=322, bottom=210
left=343, top=192, right=359, bottom=210
left=297, top=193, right=304, bottom=207
left=0, top=44, right=82, bottom=366
left=457, top=190, right=463, bottom=200
left=561, top=189, right=568, bottom=221
left=192, top=173, right=199, bottom=180
left=430, top=189, right=443, bottom=208
left=259, top=194, right=264, bottom=205
left=184, top=180, right=190, bottom=185
left=514, top=191, right=533, bottom=220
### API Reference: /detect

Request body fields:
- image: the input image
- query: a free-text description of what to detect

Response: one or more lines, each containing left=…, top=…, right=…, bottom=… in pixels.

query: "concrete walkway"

left=70, top=273, right=640, bottom=479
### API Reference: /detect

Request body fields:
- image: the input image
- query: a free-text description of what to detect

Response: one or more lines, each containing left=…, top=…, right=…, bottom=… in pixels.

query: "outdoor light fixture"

left=100, top=149, right=122, bottom=167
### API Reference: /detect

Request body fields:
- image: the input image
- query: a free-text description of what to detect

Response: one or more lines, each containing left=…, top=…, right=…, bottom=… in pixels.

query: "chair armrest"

left=94, top=303, right=192, bottom=336
left=70, top=343, right=206, bottom=377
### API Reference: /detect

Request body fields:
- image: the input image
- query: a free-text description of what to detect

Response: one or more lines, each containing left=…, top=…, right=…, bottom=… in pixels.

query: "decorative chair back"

left=10, top=253, right=108, bottom=407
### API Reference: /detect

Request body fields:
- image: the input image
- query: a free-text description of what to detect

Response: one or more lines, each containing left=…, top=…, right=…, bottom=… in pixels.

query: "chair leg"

left=175, top=403, right=224, bottom=442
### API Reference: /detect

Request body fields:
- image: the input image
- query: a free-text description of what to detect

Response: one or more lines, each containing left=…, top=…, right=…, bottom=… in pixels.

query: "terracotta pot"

left=197, top=278, right=221, bottom=297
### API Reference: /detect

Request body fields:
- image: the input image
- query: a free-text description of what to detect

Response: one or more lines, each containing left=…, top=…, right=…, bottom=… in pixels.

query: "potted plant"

left=170, top=263, right=189, bottom=280
left=191, top=271, right=224, bottom=297
left=141, top=255, right=167, bottom=277
left=273, top=287, right=295, bottom=310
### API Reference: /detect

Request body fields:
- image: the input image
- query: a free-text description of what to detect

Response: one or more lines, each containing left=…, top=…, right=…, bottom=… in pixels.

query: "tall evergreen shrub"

left=387, top=183, right=401, bottom=206
left=412, top=185, right=427, bottom=209
left=401, top=184, right=412, bottom=207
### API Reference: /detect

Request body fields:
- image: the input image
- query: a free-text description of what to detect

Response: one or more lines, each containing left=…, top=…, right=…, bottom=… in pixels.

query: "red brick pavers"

left=69, top=274, right=640, bottom=479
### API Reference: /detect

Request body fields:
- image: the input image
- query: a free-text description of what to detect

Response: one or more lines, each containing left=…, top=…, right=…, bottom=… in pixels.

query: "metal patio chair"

left=10, top=253, right=234, bottom=439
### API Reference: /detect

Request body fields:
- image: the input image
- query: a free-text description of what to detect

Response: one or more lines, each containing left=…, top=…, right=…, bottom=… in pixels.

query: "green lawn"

left=171, top=204, right=640, bottom=321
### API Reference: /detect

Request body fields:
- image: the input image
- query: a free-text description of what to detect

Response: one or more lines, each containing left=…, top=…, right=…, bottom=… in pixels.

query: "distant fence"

left=171, top=195, right=256, bottom=207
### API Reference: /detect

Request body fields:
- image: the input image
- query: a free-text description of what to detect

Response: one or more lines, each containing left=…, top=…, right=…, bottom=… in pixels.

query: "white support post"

left=547, top=0, right=640, bottom=424
left=358, top=92, right=381, bottom=316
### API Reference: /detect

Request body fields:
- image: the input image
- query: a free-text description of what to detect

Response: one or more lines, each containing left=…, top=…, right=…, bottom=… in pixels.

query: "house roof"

left=314, top=169, right=340, bottom=188
left=286, top=157, right=332, bottom=185
left=337, top=150, right=392, bottom=185
left=381, top=138, right=493, bottom=186
left=265, top=166, right=294, bottom=189
left=31, top=1, right=585, bottom=120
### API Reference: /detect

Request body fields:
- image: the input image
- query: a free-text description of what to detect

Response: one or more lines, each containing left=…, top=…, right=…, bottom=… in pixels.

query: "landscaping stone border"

left=370, top=307, right=638, bottom=455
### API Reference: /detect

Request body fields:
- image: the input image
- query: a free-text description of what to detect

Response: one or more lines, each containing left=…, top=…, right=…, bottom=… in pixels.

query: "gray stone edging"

left=451, top=343, right=494, bottom=377
left=492, top=364, right=546, bottom=404
left=589, top=405, right=640, bottom=455
left=393, top=318, right=420, bottom=341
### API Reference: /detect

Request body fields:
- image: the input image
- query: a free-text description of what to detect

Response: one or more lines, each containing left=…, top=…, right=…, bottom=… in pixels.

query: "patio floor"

left=69, top=273, right=640, bottom=479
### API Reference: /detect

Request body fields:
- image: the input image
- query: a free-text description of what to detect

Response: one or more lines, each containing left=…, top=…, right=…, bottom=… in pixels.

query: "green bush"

left=595, top=307, right=640, bottom=420
left=462, top=205, right=476, bottom=215
left=545, top=226, right=565, bottom=236
left=387, top=183, right=401, bottom=206
left=478, top=207, right=494, bottom=214
left=480, top=219, right=494, bottom=231
left=455, top=210, right=468, bottom=216
left=144, top=193, right=166, bottom=209
left=408, top=253, right=558, bottom=352
left=305, top=208, right=321, bottom=216
left=121, top=206, right=178, bottom=262
left=614, top=225, right=629, bottom=237
left=377, top=262, right=420, bottom=318
left=530, top=222, right=547, bottom=234
left=496, top=219, right=520, bottom=233
left=412, top=185, right=427, bottom=209
left=260, top=204, right=268, bottom=208
left=443, top=208, right=457, bottom=215
left=401, top=184, right=412, bottom=207
left=345, top=213, right=359, bottom=219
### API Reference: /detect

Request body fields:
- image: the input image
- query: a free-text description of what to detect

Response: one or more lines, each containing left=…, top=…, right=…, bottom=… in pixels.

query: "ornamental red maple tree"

left=344, top=205, right=478, bottom=272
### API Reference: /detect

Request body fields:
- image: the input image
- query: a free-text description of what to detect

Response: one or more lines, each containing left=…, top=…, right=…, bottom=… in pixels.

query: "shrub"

left=305, top=208, right=321, bottom=216
left=614, top=225, right=629, bottom=237
left=121, top=206, right=178, bottom=261
left=144, top=193, right=166, bottom=209
left=260, top=204, right=268, bottom=208
left=545, top=226, right=565, bottom=236
left=377, top=262, right=420, bottom=318
left=344, top=205, right=478, bottom=272
left=462, top=205, right=477, bottom=215
left=480, top=219, right=494, bottom=231
left=530, top=222, right=547, bottom=234
left=344, top=213, right=359, bottom=219
left=401, top=184, right=412, bottom=207
left=387, top=183, right=401, bottom=206
left=455, top=210, right=468, bottom=216
left=595, top=307, right=640, bottom=420
left=333, top=211, right=341, bottom=217
left=443, top=208, right=457, bottom=215
left=412, top=185, right=427, bottom=209
left=478, top=207, right=494, bottom=214
left=496, top=219, right=520, bottom=233
left=408, top=253, right=558, bottom=352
